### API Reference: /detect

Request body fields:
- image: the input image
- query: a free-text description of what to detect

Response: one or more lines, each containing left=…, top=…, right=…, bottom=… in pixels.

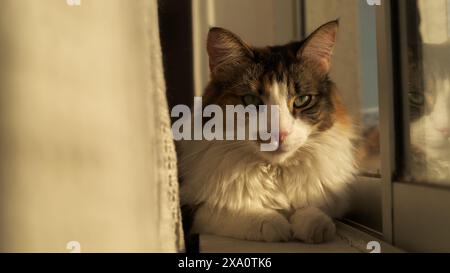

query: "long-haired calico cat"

left=409, top=42, right=450, bottom=184
left=179, top=21, right=357, bottom=243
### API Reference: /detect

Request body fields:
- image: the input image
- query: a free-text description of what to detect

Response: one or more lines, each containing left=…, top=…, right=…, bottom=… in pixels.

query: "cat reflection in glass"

left=409, top=42, right=450, bottom=184
left=360, top=42, right=450, bottom=185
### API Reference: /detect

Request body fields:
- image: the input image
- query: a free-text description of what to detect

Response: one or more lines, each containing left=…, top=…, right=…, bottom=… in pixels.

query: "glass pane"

left=358, top=2, right=381, bottom=176
left=305, top=0, right=381, bottom=177
left=404, top=0, right=450, bottom=185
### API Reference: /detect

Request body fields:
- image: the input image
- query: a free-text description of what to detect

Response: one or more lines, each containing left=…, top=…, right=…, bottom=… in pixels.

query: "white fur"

left=410, top=77, right=450, bottom=183
left=411, top=78, right=450, bottom=154
left=179, top=81, right=357, bottom=243
left=259, top=82, right=313, bottom=163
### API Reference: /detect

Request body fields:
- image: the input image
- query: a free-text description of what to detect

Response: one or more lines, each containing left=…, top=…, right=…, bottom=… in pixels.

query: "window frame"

left=347, top=0, right=450, bottom=252
left=358, top=0, right=450, bottom=252
left=340, top=0, right=395, bottom=241
left=373, top=0, right=397, bottom=245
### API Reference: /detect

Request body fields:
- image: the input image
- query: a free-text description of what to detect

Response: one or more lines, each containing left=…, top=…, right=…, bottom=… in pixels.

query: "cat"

left=409, top=42, right=450, bottom=184
left=178, top=21, right=358, bottom=243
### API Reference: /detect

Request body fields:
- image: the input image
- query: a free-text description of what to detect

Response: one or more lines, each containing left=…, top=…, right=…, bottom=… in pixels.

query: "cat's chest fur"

left=179, top=122, right=356, bottom=218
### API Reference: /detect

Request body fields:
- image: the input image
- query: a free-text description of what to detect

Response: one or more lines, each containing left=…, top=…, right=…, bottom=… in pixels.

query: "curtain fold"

left=0, top=0, right=183, bottom=252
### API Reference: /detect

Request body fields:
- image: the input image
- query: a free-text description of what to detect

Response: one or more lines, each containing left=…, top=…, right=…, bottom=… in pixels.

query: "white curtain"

left=0, top=0, right=183, bottom=252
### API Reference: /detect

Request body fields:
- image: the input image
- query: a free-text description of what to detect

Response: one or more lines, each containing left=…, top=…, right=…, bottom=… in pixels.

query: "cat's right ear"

left=207, top=27, right=253, bottom=76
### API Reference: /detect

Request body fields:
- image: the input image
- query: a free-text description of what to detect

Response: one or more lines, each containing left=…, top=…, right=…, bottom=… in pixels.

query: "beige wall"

left=214, top=0, right=299, bottom=47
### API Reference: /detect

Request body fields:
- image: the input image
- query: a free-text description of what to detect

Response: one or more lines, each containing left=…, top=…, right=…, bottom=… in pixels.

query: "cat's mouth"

left=256, top=142, right=299, bottom=164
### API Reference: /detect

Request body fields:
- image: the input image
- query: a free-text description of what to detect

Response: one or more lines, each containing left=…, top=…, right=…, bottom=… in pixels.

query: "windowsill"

left=199, top=222, right=403, bottom=253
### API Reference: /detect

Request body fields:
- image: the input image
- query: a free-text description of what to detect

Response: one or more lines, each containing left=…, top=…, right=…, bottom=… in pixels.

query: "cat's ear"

left=207, top=27, right=253, bottom=76
left=298, top=20, right=339, bottom=74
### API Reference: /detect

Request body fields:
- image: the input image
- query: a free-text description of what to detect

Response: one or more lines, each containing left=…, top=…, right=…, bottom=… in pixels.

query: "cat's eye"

left=242, top=94, right=262, bottom=106
left=409, top=92, right=425, bottom=105
left=294, top=95, right=314, bottom=109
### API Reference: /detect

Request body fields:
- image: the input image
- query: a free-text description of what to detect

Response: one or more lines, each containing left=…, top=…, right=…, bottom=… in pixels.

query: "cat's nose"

left=437, top=127, right=450, bottom=138
left=279, top=131, right=290, bottom=143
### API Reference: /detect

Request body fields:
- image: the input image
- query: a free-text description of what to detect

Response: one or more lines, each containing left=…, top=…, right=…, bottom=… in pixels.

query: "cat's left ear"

left=207, top=27, right=253, bottom=77
left=298, top=20, right=339, bottom=74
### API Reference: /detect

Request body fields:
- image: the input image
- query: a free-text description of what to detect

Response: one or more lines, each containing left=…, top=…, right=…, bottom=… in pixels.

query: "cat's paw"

left=259, top=213, right=292, bottom=242
left=290, top=207, right=336, bottom=244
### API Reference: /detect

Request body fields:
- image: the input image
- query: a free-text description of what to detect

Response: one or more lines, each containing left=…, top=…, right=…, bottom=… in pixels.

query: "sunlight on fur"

left=178, top=21, right=359, bottom=244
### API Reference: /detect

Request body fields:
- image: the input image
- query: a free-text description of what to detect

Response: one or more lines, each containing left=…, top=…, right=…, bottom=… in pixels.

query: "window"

left=304, top=0, right=450, bottom=251
left=400, top=0, right=450, bottom=186
left=392, top=0, right=450, bottom=252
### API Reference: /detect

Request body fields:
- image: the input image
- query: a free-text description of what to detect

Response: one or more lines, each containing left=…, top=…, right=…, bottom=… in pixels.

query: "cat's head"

left=204, top=20, right=350, bottom=164
left=410, top=42, right=450, bottom=150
